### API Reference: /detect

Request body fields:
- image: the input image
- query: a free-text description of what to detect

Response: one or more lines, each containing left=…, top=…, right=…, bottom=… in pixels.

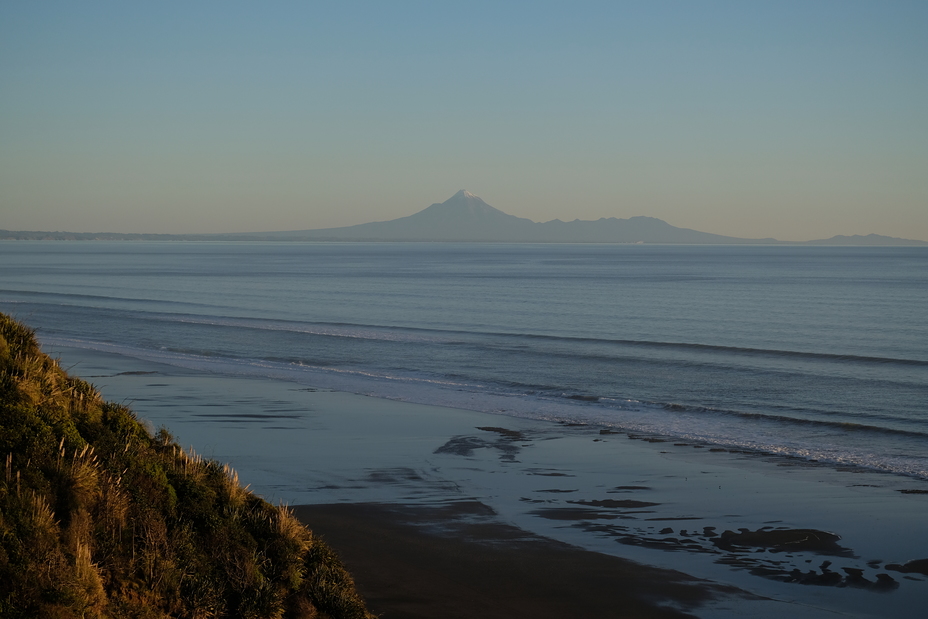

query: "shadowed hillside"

left=0, top=313, right=374, bottom=619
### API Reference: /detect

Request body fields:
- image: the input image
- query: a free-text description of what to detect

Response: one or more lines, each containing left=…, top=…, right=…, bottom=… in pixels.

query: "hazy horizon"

left=2, top=2, right=926, bottom=241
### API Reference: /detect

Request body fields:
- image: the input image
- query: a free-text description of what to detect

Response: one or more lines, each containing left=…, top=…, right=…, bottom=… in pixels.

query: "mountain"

left=274, top=190, right=538, bottom=242
left=238, top=191, right=925, bottom=244
left=259, top=190, right=778, bottom=244
left=3, top=191, right=926, bottom=244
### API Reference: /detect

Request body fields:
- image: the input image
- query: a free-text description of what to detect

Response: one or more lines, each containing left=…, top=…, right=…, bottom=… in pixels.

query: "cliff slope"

left=0, top=313, right=373, bottom=619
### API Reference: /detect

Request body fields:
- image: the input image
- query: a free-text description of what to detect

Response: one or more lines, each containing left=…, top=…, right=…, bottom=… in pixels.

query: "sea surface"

left=2, top=241, right=927, bottom=480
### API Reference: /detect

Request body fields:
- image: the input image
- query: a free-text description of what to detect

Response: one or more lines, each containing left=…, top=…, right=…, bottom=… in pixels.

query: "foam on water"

left=5, top=242, right=927, bottom=482
left=10, top=242, right=928, bottom=619
left=44, top=335, right=928, bottom=480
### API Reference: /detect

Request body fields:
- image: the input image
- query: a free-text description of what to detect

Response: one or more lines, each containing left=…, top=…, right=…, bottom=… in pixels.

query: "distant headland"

left=3, top=190, right=925, bottom=245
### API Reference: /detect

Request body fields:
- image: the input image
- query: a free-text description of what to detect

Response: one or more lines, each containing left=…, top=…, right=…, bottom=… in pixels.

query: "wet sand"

left=292, top=501, right=744, bottom=619
left=46, top=344, right=928, bottom=618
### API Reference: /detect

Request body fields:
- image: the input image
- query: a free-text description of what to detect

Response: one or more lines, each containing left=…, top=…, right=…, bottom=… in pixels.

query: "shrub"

left=0, top=313, right=374, bottom=619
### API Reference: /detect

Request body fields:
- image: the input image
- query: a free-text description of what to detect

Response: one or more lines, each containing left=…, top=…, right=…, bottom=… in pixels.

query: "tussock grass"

left=0, top=313, right=374, bottom=619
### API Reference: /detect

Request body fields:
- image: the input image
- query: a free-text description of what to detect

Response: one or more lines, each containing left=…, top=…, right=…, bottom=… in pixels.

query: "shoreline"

left=292, top=501, right=748, bottom=619
left=44, top=343, right=928, bottom=618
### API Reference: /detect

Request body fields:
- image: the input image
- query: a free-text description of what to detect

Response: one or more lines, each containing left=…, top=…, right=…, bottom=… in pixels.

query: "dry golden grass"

left=0, top=313, right=375, bottom=619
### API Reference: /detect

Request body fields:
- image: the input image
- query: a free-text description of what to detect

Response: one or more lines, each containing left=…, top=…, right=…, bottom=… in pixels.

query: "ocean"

left=2, top=241, right=926, bottom=480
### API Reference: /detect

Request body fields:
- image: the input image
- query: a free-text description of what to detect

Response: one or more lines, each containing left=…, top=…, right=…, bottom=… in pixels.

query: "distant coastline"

left=3, top=229, right=924, bottom=246
left=4, top=191, right=926, bottom=245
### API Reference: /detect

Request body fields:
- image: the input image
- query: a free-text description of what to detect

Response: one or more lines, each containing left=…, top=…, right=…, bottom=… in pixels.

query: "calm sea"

left=2, top=241, right=927, bottom=479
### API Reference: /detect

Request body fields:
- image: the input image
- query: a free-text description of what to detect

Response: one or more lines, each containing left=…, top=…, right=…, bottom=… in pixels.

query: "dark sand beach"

left=45, top=344, right=928, bottom=618
left=293, top=501, right=744, bottom=619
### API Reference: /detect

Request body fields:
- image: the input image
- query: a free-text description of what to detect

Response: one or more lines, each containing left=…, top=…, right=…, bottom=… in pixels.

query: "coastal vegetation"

left=0, top=313, right=373, bottom=618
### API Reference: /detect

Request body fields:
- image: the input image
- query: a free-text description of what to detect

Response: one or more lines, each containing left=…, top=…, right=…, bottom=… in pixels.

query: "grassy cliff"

left=0, top=313, right=374, bottom=619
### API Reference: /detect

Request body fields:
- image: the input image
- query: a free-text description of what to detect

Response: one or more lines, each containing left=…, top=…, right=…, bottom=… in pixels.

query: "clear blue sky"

left=2, top=1, right=926, bottom=240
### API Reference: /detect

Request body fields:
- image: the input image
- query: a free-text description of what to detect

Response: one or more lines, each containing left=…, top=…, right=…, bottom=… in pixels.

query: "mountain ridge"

left=249, top=191, right=923, bottom=245
left=2, top=191, right=925, bottom=245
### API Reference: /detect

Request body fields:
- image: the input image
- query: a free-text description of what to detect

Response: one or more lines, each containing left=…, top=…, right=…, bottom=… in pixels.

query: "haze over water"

left=3, top=241, right=927, bottom=480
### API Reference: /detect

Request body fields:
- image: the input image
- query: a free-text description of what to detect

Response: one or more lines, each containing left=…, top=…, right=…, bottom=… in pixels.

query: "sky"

left=1, top=1, right=926, bottom=241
